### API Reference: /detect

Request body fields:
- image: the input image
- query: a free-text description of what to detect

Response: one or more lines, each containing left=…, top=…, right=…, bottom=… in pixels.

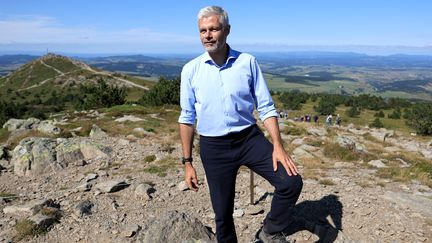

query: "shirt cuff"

left=178, top=109, right=196, bottom=124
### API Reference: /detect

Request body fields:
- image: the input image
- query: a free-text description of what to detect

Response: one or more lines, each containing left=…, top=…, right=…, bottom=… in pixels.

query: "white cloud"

left=0, top=15, right=195, bottom=45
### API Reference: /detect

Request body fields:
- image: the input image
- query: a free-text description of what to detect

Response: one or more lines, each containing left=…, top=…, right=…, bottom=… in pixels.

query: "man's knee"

left=276, top=174, right=303, bottom=195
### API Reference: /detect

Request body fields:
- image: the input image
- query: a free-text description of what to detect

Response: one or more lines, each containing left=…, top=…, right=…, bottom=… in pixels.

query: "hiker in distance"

left=178, top=6, right=303, bottom=243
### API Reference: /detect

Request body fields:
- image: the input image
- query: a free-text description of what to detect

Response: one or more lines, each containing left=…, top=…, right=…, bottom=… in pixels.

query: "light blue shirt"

left=178, top=46, right=277, bottom=136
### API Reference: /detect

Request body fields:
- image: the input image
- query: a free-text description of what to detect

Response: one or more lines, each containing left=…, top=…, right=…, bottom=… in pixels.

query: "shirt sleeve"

left=178, top=65, right=197, bottom=124
left=251, top=58, right=278, bottom=121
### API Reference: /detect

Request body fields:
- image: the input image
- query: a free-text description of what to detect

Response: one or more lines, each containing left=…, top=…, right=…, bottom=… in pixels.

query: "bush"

left=76, top=79, right=127, bottom=109
left=370, top=118, right=384, bottom=128
left=346, top=105, right=361, bottom=117
left=314, top=98, right=336, bottom=115
left=139, top=77, right=180, bottom=106
left=388, top=108, right=401, bottom=119
left=405, top=103, right=432, bottom=135
left=279, top=91, right=309, bottom=110
left=374, top=111, right=385, bottom=118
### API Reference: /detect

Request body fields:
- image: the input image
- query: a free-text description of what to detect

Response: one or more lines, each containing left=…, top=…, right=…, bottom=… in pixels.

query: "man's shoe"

left=258, top=229, right=290, bottom=243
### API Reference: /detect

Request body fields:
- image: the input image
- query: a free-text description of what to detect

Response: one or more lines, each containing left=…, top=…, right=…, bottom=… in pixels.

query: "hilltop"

left=0, top=106, right=431, bottom=242
left=0, top=53, right=150, bottom=102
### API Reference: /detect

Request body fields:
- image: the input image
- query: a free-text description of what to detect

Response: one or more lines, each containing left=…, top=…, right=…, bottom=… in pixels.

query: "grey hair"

left=197, top=6, right=229, bottom=28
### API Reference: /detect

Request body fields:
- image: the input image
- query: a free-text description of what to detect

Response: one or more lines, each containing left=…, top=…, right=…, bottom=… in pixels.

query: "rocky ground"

left=0, top=112, right=431, bottom=243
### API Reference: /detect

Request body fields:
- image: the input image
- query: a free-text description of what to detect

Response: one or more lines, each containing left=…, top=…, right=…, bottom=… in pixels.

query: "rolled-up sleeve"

left=251, top=58, right=278, bottom=121
left=178, top=66, right=197, bottom=124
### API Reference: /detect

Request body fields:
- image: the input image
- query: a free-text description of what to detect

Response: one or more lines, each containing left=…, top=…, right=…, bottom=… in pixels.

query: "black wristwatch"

left=181, top=157, right=193, bottom=164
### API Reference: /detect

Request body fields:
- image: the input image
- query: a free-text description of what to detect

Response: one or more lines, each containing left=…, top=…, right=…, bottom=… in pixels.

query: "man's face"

left=198, top=14, right=230, bottom=53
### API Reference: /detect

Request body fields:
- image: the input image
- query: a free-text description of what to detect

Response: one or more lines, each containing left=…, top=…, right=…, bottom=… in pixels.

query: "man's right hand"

left=184, top=163, right=199, bottom=192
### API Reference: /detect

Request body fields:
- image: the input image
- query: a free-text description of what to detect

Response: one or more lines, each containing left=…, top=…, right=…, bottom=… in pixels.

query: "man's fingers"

left=281, top=160, right=293, bottom=176
left=273, top=158, right=278, bottom=171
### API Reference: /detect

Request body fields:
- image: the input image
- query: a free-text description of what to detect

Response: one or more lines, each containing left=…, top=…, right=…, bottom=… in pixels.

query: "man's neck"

left=208, top=44, right=229, bottom=67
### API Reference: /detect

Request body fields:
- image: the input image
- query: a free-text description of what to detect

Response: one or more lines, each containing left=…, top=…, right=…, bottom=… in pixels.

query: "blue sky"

left=1, top=0, right=432, bottom=55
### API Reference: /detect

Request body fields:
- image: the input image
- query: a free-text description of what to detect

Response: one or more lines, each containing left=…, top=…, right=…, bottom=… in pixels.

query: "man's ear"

left=226, top=25, right=231, bottom=35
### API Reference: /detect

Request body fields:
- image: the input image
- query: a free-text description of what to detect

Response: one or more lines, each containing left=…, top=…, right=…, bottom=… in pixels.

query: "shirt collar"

left=202, top=44, right=239, bottom=66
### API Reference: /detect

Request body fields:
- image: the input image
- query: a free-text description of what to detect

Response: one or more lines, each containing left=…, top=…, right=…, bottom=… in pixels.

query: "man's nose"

left=203, top=30, right=212, bottom=38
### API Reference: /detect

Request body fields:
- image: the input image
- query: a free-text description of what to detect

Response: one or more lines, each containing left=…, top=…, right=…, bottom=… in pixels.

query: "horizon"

left=1, top=1, right=432, bottom=55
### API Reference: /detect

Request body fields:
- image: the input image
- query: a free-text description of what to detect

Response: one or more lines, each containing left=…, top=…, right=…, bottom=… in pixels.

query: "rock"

left=347, top=127, right=368, bottom=135
left=121, top=223, right=141, bottom=237
left=308, top=127, right=328, bottom=137
left=177, top=181, right=189, bottom=191
left=291, top=138, right=304, bottom=146
left=0, top=159, right=12, bottom=171
left=233, top=209, right=244, bottom=218
left=118, top=139, right=130, bottom=146
left=369, top=128, right=394, bottom=141
left=95, top=180, right=130, bottom=193
left=79, top=140, right=111, bottom=160
left=85, top=173, right=98, bottom=182
left=336, top=135, right=367, bottom=152
left=139, top=211, right=214, bottom=243
left=89, top=124, right=107, bottom=138
left=135, top=183, right=154, bottom=199
left=292, top=147, right=314, bottom=159
left=3, top=199, right=55, bottom=216
left=368, top=159, right=387, bottom=168
left=133, top=128, right=155, bottom=136
left=254, top=187, right=268, bottom=200
left=12, top=137, right=58, bottom=176
left=382, top=191, right=432, bottom=217
left=0, top=145, right=7, bottom=159
left=74, top=200, right=94, bottom=217
left=29, top=213, right=57, bottom=231
left=420, top=149, right=432, bottom=159
left=76, top=183, right=92, bottom=192
left=2, top=118, right=40, bottom=131
left=56, top=139, right=84, bottom=167
left=37, top=120, right=61, bottom=135
left=245, top=205, right=264, bottom=215
left=115, top=115, right=144, bottom=122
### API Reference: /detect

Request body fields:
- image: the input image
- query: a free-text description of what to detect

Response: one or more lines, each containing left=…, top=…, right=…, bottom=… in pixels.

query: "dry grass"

left=282, top=124, right=307, bottom=136
left=144, top=155, right=156, bottom=163
left=6, top=129, right=53, bottom=148
left=298, top=157, right=328, bottom=180
left=14, top=219, right=45, bottom=241
left=143, top=156, right=178, bottom=177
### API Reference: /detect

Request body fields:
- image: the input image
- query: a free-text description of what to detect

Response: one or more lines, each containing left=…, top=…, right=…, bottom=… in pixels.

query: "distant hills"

left=1, top=52, right=432, bottom=101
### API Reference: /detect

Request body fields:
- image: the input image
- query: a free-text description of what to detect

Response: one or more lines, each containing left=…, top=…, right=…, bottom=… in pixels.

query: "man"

left=178, top=6, right=303, bottom=243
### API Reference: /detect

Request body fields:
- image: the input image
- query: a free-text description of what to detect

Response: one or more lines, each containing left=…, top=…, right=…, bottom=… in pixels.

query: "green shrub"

left=374, top=111, right=385, bottom=118
left=370, top=118, right=384, bottom=128
left=314, top=99, right=336, bottom=115
left=405, top=103, right=432, bottom=135
left=139, top=77, right=180, bottom=106
left=144, top=155, right=156, bottom=163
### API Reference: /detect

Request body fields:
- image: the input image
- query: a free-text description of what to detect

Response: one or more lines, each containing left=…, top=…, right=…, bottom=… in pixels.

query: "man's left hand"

left=272, top=144, right=298, bottom=176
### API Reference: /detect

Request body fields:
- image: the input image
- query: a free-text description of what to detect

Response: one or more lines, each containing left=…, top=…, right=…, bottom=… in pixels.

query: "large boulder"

left=12, top=137, right=57, bottom=176
left=335, top=136, right=367, bottom=152
left=56, top=138, right=84, bottom=166
left=139, top=211, right=214, bottom=243
left=89, top=124, right=107, bottom=138
left=368, top=128, right=394, bottom=141
left=79, top=140, right=111, bottom=160
left=307, top=127, right=328, bottom=137
left=37, top=120, right=61, bottom=135
left=2, top=118, right=40, bottom=131
left=2, top=118, right=61, bottom=135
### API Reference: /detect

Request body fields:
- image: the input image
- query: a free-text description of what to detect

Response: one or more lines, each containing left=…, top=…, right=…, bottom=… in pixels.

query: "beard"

left=203, top=40, right=225, bottom=53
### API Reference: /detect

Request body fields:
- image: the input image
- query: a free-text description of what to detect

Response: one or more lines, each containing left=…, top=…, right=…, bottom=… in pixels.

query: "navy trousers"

left=199, top=125, right=303, bottom=243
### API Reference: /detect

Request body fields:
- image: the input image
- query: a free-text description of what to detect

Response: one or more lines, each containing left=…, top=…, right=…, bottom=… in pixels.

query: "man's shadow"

left=256, top=194, right=343, bottom=243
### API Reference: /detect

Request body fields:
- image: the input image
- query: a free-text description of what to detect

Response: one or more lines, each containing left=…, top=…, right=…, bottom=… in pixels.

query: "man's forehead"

left=199, top=15, right=221, bottom=24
